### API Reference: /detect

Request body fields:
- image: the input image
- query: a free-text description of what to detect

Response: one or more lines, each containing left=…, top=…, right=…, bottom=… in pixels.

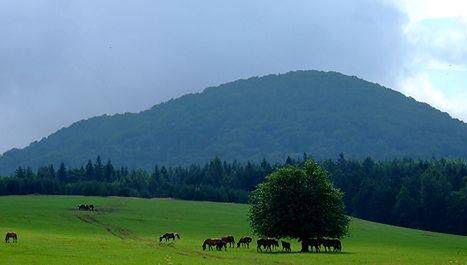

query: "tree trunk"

left=300, top=239, right=309, bottom=252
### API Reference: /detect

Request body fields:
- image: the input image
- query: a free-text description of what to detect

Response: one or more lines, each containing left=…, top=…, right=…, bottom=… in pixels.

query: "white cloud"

left=399, top=73, right=467, bottom=118
left=391, top=0, right=467, bottom=121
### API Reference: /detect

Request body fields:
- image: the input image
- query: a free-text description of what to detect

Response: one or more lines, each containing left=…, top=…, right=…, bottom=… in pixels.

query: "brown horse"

left=257, top=238, right=278, bottom=252
left=5, top=232, right=17, bottom=243
left=221, top=235, right=235, bottom=248
left=202, top=238, right=227, bottom=251
left=160, top=232, right=181, bottom=242
left=237, top=236, right=252, bottom=248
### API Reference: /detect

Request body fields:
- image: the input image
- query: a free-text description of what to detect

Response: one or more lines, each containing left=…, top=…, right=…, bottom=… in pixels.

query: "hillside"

left=2, top=70, right=467, bottom=174
left=1, top=195, right=466, bottom=265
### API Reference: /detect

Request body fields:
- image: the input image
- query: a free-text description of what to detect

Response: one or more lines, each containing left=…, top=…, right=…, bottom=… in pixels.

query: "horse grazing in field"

left=221, top=235, right=235, bottom=248
left=256, top=238, right=278, bottom=252
left=281, top=241, right=291, bottom=252
left=159, top=232, right=181, bottom=242
left=5, top=232, right=17, bottom=243
left=329, top=239, right=342, bottom=252
left=77, top=204, right=95, bottom=211
left=310, top=238, right=322, bottom=252
left=321, top=238, right=342, bottom=252
left=202, top=238, right=227, bottom=251
left=237, top=236, right=252, bottom=248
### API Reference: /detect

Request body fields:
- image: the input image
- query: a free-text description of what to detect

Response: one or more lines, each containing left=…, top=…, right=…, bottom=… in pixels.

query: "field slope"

left=0, top=195, right=466, bottom=265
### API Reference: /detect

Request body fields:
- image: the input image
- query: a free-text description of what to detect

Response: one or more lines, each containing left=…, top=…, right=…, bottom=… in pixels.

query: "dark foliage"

left=3, top=71, right=467, bottom=174
left=1, top=155, right=467, bottom=235
left=249, top=160, right=349, bottom=252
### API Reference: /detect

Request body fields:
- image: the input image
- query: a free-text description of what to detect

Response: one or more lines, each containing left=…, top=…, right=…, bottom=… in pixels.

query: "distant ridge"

left=2, top=70, right=467, bottom=174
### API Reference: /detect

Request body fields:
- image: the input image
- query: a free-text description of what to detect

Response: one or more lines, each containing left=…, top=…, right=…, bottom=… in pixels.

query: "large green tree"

left=249, top=160, right=349, bottom=252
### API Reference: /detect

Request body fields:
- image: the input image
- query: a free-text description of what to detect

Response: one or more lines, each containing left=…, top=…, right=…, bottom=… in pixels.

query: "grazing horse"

left=281, top=241, right=291, bottom=252
left=237, top=236, right=252, bottom=248
left=159, top=232, right=181, bottom=242
left=5, top=232, right=17, bottom=243
left=202, top=238, right=226, bottom=251
left=221, top=235, right=235, bottom=248
left=257, top=238, right=278, bottom=252
left=330, top=239, right=342, bottom=252
left=77, top=204, right=94, bottom=211
left=310, top=238, right=322, bottom=252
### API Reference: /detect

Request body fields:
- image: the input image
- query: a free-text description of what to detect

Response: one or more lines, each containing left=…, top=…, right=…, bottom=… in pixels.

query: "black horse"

left=237, top=236, right=253, bottom=248
left=281, top=241, right=291, bottom=252
left=257, top=238, right=278, bottom=252
left=159, top=232, right=181, bottom=242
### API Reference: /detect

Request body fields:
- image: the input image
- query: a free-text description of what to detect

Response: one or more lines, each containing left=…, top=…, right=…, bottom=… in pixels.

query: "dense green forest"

left=1, top=155, right=466, bottom=236
left=3, top=71, right=467, bottom=174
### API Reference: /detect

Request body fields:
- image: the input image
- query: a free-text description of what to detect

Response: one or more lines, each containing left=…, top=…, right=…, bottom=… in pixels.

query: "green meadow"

left=0, top=195, right=466, bottom=265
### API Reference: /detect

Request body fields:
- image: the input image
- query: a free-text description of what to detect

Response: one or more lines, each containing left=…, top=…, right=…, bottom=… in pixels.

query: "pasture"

left=0, top=195, right=466, bottom=265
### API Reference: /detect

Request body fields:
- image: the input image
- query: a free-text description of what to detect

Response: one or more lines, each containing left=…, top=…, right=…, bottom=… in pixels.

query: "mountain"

left=2, top=70, right=467, bottom=174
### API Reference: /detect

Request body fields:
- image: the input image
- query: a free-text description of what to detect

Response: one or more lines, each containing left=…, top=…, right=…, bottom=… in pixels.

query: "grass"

left=0, top=195, right=466, bottom=265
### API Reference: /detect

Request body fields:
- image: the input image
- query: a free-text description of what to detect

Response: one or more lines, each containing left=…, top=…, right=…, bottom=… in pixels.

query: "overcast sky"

left=1, top=0, right=466, bottom=154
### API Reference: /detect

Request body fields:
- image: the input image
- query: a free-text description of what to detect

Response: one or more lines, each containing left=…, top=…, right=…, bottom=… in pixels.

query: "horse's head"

left=176, top=233, right=180, bottom=239
left=159, top=236, right=163, bottom=242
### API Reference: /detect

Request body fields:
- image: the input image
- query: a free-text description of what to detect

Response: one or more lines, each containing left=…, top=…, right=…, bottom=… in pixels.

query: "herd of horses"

left=300, top=238, right=342, bottom=252
left=4, top=203, right=343, bottom=255
left=193, top=235, right=341, bottom=253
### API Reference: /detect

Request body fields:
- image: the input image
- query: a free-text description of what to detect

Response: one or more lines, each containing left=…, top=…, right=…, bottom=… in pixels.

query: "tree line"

left=0, top=154, right=466, bottom=235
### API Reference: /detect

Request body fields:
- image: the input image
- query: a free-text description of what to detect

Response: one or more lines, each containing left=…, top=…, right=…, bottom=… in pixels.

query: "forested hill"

left=2, top=70, right=467, bottom=174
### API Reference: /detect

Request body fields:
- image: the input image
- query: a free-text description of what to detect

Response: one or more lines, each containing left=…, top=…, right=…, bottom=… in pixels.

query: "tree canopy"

left=249, top=160, right=349, bottom=252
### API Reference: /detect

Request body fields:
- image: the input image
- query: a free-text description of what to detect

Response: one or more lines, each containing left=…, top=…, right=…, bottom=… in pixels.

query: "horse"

left=257, top=238, right=278, bottom=252
left=159, top=232, right=180, bottom=242
left=329, top=239, right=342, bottom=252
left=269, top=238, right=279, bottom=250
left=221, top=235, right=235, bottom=248
left=78, top=204, right=88, bottom=211
left=202, top=238, right=226, bottom=251
left=281, top=241, right=291, bottom=252
left=237, top=236, right=252, bottom=248
left=77, top=204, right=95, bottom=211
left=5, top=232, right=17, bottom=243
left=310, top=238, right=322, bottom=252
left=216, top=240, right=227, bottom=251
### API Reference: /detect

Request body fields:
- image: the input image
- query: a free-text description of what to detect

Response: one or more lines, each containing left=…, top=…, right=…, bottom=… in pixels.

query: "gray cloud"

left=0, top=0, right=408, bottom=153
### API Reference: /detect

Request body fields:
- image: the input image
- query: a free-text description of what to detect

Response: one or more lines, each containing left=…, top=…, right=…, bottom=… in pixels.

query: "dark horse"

left=159, top=232, right=180, bottom=242
left=5, top=232, right=17, bottom=243
left=281, top=241, right=291, bottom=252
left=221, top=235, right=235, bottom=248
left=77, top=204, right=94, bottom=211
left=202, top=238, right=227, bottom=251
left=257, top=238, right=278, bottom=252
left=237, top=236, right=252, bottom=248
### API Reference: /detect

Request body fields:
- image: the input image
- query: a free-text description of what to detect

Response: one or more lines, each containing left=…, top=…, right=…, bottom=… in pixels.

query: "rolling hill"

left=0, top=195, right=466, bottom=265
left=2, top=70, right=467, bottom=174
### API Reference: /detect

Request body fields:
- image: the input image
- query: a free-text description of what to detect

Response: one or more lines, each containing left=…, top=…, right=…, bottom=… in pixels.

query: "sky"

left=0, top=0, right=466, bottom=154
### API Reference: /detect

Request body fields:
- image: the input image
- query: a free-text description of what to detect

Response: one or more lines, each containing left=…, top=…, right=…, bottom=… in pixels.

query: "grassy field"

left=0, top=195, right=466, bottom=265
